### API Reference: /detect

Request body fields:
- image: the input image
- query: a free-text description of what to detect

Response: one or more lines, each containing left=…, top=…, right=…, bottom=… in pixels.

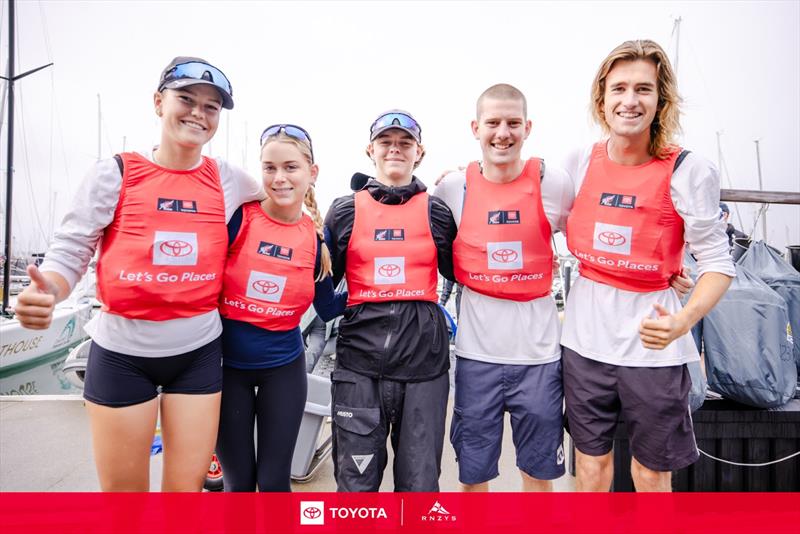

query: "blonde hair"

left=303, top=186, right=332, bottom=281
left=476, top=83, right=527, bottom=119
left=590, top=39, right=682, bottom=159
left=262, top=130, right=313, bottom=163
left=262, top=132, right=332, bottom=281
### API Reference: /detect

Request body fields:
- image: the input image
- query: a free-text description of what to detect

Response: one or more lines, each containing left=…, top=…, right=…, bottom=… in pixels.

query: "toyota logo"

left=598, top=231, right=626, bottom=246
left=303, top=507, right=322, bottom=519
left=491, top=249, right=518, bottom=263
left=252, top=279, right=280, bottom=295
left=378, top=264, right=401, bottom=277
left=159, top=240, right=193, bottom=257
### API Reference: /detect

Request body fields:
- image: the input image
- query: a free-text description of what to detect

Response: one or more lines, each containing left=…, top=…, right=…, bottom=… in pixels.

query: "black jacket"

left=324, top=177, right=457, bottom=381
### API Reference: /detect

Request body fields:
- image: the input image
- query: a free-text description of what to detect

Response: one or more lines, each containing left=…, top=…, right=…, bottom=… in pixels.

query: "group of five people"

left=15, top=38, right=733, bottom=493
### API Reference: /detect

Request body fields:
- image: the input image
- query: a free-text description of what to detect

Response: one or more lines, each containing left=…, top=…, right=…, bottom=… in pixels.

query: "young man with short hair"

left=561, top=40, right=734, bottom=492
left=434, top=84, right=573, bottom=491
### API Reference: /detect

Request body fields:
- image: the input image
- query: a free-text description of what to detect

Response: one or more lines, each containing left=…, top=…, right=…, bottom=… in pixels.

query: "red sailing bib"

left=453, top=159, right=553, bottom=301
left=566, top=142, right=685, bottom=292
left=346, top=190, right=438, bottom=305
left=220, top=202, right=317, bottom=331
left=96, top=152, right=228, bottom=320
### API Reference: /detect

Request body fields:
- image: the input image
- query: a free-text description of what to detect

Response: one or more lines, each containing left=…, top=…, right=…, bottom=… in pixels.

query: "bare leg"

left=575, top=449, right=613, bottom=492
left=631, top=457, right=672, bottom=492
left=86, top=398, right=159, bottom=491
left=521, top=470, right=552, bottom=491
left=160, top=392, right=221, bottom=492
left=461, top=481, right=489, bottom=492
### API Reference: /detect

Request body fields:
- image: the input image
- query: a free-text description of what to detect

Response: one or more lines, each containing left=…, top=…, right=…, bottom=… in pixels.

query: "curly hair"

left=591, top=40, right=682, bottom=159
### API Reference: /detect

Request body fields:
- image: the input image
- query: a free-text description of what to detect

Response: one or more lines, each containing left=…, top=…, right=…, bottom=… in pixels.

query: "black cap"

left=158, top=56, right=234, bottom=109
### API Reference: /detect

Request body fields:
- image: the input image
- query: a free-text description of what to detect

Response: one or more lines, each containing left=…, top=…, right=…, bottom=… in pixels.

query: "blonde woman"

left=216, top=124, right=345, bottom=491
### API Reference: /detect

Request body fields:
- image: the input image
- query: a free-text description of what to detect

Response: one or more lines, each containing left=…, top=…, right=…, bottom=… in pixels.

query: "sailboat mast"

left=97, top=94, right=101, bottom=160
left=2, top=0, right=17, bottom=316
left=671, top=16, right=682, bottom=75
left=1, top=0, right=53, bottom=317
left=754, top=139, right=767, bottom=240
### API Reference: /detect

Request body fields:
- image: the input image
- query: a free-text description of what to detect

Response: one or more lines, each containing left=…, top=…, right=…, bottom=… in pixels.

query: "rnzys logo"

left=421, top=500, right=457, bottom=522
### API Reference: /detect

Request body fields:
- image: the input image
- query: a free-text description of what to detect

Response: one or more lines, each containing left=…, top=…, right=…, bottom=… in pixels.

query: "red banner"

left=1, top=492, right=798, bottom=533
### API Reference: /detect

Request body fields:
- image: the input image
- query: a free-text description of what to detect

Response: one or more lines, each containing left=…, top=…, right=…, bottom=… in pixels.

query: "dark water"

left=0, top=343, right=84, bottom=396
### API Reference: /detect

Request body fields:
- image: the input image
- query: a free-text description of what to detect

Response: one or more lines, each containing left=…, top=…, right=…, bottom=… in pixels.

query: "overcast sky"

left=2, top=0, right=799, bottom=255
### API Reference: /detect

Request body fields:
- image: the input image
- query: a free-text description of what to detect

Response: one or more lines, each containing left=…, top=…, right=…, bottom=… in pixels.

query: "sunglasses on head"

left=159, top=61, right=233, bottom=98
left=260, top=124, right=314, bottom=162
left=370, top=112, right=421, bottom=139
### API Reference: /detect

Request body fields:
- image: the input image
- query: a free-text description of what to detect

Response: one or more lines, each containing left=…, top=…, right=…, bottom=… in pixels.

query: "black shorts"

left=83, top=338, right=223, bottom=408
left=562, top=347, right=699, bottom=472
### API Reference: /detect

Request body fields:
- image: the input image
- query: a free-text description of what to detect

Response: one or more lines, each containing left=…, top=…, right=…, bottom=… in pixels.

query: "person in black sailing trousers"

left=324, top=110, right=457, bottom=491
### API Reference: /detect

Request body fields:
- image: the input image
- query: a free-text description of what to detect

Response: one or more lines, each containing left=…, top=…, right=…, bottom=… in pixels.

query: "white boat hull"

left=0, top=300, right=92, bottom=373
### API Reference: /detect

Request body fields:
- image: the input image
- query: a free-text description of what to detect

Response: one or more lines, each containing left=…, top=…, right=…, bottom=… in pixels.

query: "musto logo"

left=491, top=248, right=519, bottom=263
left=245, top=271, right=286, bottom=303
left=153, top=231, right=198, bottom=266
left=592, top=222, right=632, bottom=255
left=374, top=256, right=405, bottom=285
left=487, top=241, right=523, bottom=270
left=597, top=231, right=626, bottom=247
left=300, top=501, right=325, bottom=525
left=159, top=240, right=193, bottom=257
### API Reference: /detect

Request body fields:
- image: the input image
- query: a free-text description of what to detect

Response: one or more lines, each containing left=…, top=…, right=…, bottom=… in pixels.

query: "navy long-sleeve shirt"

left=221, top=205, right=347, bottom=370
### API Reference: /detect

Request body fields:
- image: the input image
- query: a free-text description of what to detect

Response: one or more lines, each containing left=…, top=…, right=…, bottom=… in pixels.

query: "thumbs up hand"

left=639, top=303, right=690, bottom=350
left=12, top=265, right=62, bottom=330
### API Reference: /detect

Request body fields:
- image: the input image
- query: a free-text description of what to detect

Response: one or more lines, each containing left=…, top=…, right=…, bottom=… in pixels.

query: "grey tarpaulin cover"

left=738, top=240, right=800, bottom=375
left=682, top=251, right=707, bottom=412
left=702, top=263, right=796, bottom=408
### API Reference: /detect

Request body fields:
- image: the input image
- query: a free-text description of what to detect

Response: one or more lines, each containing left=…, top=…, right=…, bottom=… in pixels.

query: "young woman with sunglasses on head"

left=14, top=57, right=263, bottom=491
left=324, top=110, right=457, bottom=491
left=215, top=125, right=345, bottom=491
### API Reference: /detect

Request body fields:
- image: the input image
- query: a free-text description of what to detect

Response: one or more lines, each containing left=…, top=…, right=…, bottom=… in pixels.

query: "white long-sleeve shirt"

left=560, top=144, right=735, bottom=367
left=433, top=162, right=574, bottom=365
left=40, top=150, right=264, bottom=357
